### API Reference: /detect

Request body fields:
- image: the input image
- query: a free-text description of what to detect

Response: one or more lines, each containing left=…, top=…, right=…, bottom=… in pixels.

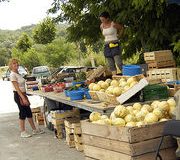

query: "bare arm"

left=113, top=22, right=124, bottom=38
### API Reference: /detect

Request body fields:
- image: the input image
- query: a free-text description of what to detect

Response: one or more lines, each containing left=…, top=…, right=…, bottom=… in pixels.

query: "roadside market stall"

left=27, top=50, right=180, bottom=159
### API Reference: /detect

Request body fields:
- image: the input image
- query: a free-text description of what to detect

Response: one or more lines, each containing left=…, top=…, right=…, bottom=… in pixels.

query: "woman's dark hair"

left=99, top=11, right=110, bottom=19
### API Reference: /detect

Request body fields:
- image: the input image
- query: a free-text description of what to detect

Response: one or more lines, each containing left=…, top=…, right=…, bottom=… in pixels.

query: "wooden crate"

left=147, top=60, right=176, bottom=69
left=147, top=68, right=180, bottom=82
left=74, top=125, right=82, bottom=134
left=31, top=107, right=41, bottom=113
left=86, top=66, right=106, bottom=81
left=84, top=147, right=176, bottom=160
left=51, top=108, right=80, bottom=119
left=64, top=118, right=82, bottom=148
left=144, top=50, right=173, bottom=61
left=75, top=142, right=84, bottom=152
left=35, top=113, right=44, bottom=125
left=54, top=126, right=63, bottom=139
left=51, top=118, right=64, bottom=126
left=81, top=120, right=177, bottom=160
left=166, top=82, right=180, bottom=96
left=74, top=134, right=83, bottom=144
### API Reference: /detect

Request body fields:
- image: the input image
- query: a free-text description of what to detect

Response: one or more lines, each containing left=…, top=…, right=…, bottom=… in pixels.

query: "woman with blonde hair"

left=9, top=58, right=44, bottom=138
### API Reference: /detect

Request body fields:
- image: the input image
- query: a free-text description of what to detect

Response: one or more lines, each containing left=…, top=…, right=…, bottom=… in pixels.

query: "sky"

left=0, top=0, right=54, bottom=30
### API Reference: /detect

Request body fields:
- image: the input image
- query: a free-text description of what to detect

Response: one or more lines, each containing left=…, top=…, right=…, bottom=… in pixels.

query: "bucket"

left=122, top=65, right=142, bottom=76
left=69, top=90, right=84, bottom=100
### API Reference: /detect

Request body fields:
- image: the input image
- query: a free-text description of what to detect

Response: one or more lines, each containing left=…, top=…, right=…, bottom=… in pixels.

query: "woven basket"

left=89, top=91, right=99, bottom=101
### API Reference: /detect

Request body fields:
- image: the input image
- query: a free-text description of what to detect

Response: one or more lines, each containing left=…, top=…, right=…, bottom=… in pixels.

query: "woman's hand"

left=21, top=96, right=30, bottom=106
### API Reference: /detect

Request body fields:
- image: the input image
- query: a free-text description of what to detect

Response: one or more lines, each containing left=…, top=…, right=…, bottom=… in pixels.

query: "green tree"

left=16, top=33, right=32, bottom=52
left=49, top=0, right=180, bottom=62
left=43, top=38, right=78, bottom=67
left=33, top=17, right=56, bottom=44
left=0, top=48, right=11, bottom=66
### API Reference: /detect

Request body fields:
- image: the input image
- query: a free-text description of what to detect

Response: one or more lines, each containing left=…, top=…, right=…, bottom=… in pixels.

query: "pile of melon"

left=89, top=98, right=176, bottom=127
left=88, top=77, right=139, bottom=97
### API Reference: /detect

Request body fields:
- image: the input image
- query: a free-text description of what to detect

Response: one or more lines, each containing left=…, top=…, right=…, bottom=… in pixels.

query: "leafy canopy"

left=49, top=0, right=180, bottom=61
left=33, top=17, right=57, bottom=44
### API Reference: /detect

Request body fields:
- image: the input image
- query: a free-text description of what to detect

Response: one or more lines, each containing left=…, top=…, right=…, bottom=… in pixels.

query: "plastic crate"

left=69, top=90, right=84, bottom=100
left=143, top=84, right=169, bottom=101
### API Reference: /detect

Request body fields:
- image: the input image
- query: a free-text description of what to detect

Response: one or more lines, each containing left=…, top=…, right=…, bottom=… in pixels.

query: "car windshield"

left=33, top=67, right=48, bottom=74
left=18, top=66, right=26, bottom=72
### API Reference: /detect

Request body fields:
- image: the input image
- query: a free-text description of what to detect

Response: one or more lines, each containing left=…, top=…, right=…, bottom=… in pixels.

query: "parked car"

left=2, top=66, right=28, bottom=81
left=31, top=66, right=51, bottom=79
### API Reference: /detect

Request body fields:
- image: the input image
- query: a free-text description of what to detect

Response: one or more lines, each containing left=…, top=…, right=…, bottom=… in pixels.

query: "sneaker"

left=20, top=131, right=32, bottom=138
left=32, top=129, right=45, bottom=135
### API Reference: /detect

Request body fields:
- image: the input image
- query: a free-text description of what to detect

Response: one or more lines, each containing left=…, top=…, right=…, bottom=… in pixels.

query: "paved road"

left=0, top=113, right=85, bottom=160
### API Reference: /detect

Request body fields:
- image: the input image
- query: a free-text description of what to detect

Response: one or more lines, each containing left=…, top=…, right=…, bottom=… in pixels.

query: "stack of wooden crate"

left=144, top=50, right=175, bottom=70
left=51, top=108, right=80, bottom=140
left=31, top=107, right=44, bottom=125
left=81, top=120, right=177, bottom=160
left=144, top=50, right=180, bottom=83
left=64, top=118, right=83, bottom=151
left=35, top=113, right=44, bottom=125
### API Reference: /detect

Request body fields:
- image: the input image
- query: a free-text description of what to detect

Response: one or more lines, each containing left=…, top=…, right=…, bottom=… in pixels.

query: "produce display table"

left=27, top=90, right=115, bottom=114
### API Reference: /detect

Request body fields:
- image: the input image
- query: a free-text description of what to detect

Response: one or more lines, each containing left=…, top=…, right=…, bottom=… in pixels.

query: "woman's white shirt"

left=102, top=22, right=118, bottom=42
left=10, top=71, right=26, bottom=92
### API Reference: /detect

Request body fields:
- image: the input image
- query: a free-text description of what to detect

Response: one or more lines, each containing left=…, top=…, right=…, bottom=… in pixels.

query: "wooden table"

left=27, top=90, right=115, bottom=114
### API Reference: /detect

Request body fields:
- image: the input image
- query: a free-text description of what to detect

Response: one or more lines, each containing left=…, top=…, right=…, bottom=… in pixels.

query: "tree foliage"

left=49, top=0, right=180, bottom=61
left=16, top=33, right=32, bottom=52
left=33, top=17, right=56, bottom=44
left=43, top=38, right=79, bottom=67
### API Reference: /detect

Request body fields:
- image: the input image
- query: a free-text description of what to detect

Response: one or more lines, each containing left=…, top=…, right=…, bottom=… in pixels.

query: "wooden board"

left=66, top=133, right=74, bottom=142
left=75, top=142, right=84, bottom=152
left=27, top=90, right=115, bottom=114
left=64, top=118, right=80, bottom=128
left=81, top=120, right=166, bottom=143
left=66, top=141, right=75, bottom=148
left=147, top=60, right=176, bottom=69
left=84, top=145, right=176, bottom=160
left=74, top=126, right=82, bottom=134
left=51, top=108, right=80, bottom=119
left=82, top=134, right=176, bottom=156
left=31, top=107, right=41, bottom=113
left=74, top=134, right=83, bottom=143
left=51, top=118, right=64, bottom=126
left=65, top=126, right=74, bottom=134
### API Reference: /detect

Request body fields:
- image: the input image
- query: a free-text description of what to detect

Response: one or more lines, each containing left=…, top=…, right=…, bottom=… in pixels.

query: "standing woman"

left=100, top=11, right=124, bottom=75
left=9, top=58, right=44, bottom=138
